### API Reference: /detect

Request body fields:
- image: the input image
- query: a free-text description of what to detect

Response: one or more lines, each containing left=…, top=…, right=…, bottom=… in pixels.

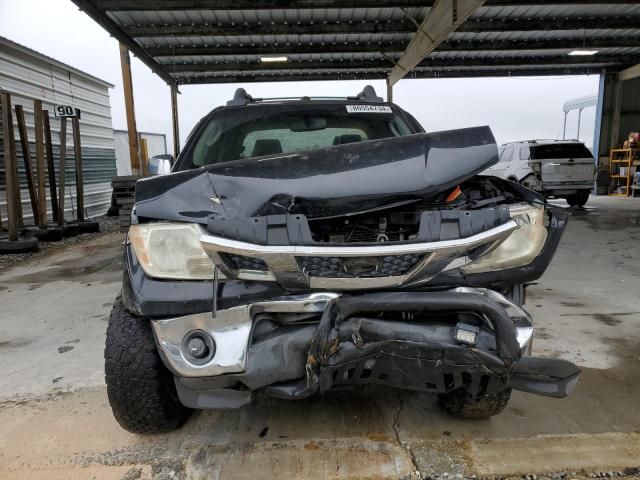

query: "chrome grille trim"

left=200, top=220, right=518, bottom=290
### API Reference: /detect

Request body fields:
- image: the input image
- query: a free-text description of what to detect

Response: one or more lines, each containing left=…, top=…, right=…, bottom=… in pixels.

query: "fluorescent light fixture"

left=567, top=50, right=599, bottom=56
left=260, top=56, right=288, bottom=63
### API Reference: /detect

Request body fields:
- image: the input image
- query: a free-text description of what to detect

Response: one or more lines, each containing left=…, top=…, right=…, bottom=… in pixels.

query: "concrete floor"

left=0, top=196, right=639, bottom=480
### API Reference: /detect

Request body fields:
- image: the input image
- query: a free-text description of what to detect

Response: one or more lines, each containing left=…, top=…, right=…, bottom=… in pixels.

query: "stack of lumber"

left=111, top=176, right=139, bottom=232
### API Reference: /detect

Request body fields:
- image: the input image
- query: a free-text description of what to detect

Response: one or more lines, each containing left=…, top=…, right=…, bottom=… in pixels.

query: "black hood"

left=134, top=126, right=498, bottom=223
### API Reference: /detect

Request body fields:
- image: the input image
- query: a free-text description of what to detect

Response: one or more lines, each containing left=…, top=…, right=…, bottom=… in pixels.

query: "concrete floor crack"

left=392, top=392, right=420, bottom=477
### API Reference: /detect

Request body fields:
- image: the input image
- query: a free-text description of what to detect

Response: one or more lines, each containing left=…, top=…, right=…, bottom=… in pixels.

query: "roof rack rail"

left=226, top=85, right=385, bottom=106
left=528, top=138, right=579, bottom=144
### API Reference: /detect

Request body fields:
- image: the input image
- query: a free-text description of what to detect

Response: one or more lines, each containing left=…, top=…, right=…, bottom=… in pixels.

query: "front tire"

left=439, top=388, right=511, bottom=419
left=566, top=190, right=590, bottom=207
left=105, top=297, right=192, bottom=433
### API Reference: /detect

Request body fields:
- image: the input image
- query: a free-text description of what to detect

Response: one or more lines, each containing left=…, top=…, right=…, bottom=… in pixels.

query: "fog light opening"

left=182, top=330, right=216, bottom=365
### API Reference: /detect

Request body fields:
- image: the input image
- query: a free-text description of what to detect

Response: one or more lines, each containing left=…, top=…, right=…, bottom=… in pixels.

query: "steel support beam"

left=388, top=0, right=485, bottom=86
left=95, top=0, right=434, bottom=9
left=610, top=79, right=623, bottom=149
left=128, top=17, right=640, bottom=39
left=171, top=87, right=180, bottom=159
left=592, top=73, right=605, bottom=165
left=168, top=54, right=633, bottom=74
left=179, top=65, right=609, bottom=84
left=94, top=0, right=640, bottom=10
left=131, top=23, right=416, bottom=37
left=458, top=16, right=640, bottom=33
left=576, top=108, right=583, bottom=140
left=119, top=43, right=141, bottom=176
left=618, top=63, right=640, bottom=81
left=146, top=37, right=640, bottom=57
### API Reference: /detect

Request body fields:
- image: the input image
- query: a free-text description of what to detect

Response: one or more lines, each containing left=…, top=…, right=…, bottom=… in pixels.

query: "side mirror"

left=148, top=154, right=174, bottom=175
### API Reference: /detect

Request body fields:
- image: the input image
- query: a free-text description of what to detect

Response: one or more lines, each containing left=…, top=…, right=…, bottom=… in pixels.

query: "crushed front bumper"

left=151, top=288, right=580, bottom=409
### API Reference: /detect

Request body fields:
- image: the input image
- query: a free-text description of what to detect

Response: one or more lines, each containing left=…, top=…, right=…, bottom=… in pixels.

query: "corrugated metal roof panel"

left=137, top=32, right=413, bottom=48
left=72, top=1, right=640, bottom=84
left=472, top=3, right=640, bottom=20
left=450, top=29, right=640, bottom=42
left=109, top=7, right=429, bottom=26
left=430, top=47, right=640, bottom=59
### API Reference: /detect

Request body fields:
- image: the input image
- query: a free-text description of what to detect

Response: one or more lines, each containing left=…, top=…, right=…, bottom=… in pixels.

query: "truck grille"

left=297, top=254, right=422, bottom=278
left=223, top=254, right=268, bottom=271
left=200, top=218, right=518, bottom=290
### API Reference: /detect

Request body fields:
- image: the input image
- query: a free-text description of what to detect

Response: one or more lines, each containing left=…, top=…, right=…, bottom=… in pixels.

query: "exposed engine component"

left=307, top=178, right=526, bottom=244
left=311, top=214, right=419, bottom=243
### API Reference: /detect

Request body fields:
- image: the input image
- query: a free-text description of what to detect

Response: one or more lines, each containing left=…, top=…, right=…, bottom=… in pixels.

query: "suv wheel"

left=105, top=296, right=192, bottom=433
left=566, top=190, right=590, bottom=207
left=439, top=388, right=511, bottom=419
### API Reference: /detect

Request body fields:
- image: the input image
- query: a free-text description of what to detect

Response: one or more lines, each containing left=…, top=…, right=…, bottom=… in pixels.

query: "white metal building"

left=113, top=130, right=167, bottom=176
left=0, top=35, right=117, bottom=224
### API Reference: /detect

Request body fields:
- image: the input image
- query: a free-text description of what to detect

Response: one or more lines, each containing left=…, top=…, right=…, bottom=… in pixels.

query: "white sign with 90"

left=54, top=105, right=81, bottom=118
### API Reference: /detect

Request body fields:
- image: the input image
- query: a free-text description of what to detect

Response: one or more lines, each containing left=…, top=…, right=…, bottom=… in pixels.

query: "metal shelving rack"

left=609, top=148, right=639, bottom=197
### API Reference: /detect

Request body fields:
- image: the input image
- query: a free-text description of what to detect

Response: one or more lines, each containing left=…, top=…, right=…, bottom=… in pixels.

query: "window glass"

left=241, top=127, right=367, bottom=158
left=180, top=104, right=415, bottom=169
left=519, top=145, right=530, bottom=160
left=530, top=143, right=593, bottom=160
left=500, top=147, right=515, bottom=163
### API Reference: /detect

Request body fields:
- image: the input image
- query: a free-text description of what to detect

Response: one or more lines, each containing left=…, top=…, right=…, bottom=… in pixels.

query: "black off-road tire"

left=105, top=297, right=192, bottom=433
left=566, top=190, right=590, bottom=208
left=439, top=388, right=512, bottom=419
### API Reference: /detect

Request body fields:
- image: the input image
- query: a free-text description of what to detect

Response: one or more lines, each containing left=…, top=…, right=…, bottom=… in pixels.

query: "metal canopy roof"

left=71, top=1, right=640, bottom=87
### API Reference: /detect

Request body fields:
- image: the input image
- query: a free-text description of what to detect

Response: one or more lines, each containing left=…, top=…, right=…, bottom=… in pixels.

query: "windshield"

left=530, top=143, right=593, bottom=160
left=177, top=103, right=414, bottom=170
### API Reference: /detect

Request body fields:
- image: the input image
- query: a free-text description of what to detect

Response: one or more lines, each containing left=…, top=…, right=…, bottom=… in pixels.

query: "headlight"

left=461, top=204, right=547, bottom=274
left=129, top=223, right=217, bottom=280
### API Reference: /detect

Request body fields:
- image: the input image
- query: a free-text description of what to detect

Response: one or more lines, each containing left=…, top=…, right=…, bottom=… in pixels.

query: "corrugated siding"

left=0, top=38, right=116, bottom=225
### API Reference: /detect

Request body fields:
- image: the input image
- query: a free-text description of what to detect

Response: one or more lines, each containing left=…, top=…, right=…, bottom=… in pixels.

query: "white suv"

left=485, top=140, right=595, bottom=207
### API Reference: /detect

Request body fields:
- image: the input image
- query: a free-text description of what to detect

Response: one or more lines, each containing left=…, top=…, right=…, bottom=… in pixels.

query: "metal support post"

left=171, top=87, right=180, bottom=159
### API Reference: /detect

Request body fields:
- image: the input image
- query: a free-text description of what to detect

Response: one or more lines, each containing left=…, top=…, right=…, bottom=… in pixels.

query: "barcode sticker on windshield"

left=346, top=105, right=392, bottom=113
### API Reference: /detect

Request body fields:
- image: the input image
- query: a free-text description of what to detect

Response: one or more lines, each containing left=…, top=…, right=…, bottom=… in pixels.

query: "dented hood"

left=134, top=126, right=498, bottom=223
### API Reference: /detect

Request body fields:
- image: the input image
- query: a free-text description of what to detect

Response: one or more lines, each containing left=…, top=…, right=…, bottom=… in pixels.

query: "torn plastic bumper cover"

left=154, top=289, right=581, bottom=409
left=304, top=292, right=579, bottom=400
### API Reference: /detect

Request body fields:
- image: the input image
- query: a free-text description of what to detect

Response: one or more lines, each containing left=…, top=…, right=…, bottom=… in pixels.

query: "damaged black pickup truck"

left=106, top=86, right=580, bottom=433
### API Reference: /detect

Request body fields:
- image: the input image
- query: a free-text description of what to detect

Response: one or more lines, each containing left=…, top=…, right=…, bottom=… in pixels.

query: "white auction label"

left=346, top=105, right=392, bottom=113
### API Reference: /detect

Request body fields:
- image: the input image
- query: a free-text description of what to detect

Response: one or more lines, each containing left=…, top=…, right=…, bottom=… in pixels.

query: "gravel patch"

left=0, top=216, right=121, bottom=271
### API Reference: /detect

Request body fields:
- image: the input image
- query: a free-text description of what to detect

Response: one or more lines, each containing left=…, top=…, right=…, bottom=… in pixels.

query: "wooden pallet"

left=111, top=175, right=140, bottom=232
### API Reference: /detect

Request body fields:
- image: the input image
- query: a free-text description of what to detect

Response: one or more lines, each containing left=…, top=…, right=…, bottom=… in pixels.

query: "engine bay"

left=307, top=177, right=533, bottom=244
